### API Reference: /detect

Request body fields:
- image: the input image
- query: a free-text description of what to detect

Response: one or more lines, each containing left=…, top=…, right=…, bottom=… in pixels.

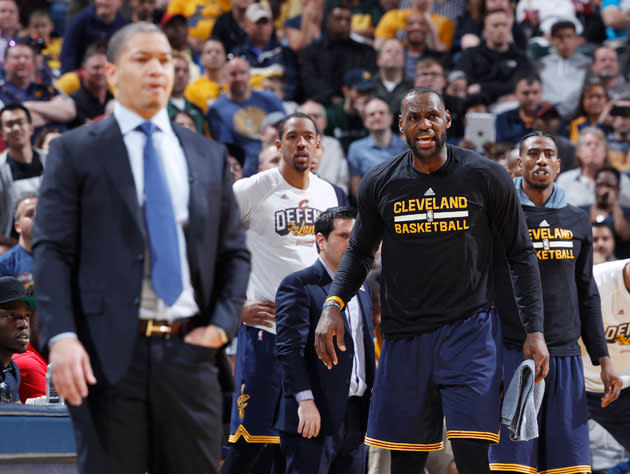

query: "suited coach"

left=274, top=207, right=375, bottom=474
left=32, top=23, right=250, bottom=474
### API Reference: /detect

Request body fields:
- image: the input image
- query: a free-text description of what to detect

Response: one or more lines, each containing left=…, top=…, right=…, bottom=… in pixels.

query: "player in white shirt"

left=222, top=113, right=339, bottom=474
left=583, top=259, right=628, bottom=452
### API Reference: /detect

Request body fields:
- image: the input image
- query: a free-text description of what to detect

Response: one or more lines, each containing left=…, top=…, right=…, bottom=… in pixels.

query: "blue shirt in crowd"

left=207, top=90, right=285, bottom=177
left=347, top=133, right=407, bottom=178
left=0, top=245, right=33, bottom=280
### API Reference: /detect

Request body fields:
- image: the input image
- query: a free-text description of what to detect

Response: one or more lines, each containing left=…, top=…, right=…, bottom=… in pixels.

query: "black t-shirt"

left=8, top=152, right=43, bottom=181
left=210, top=11, right=247, bottom=54
left=329, top=145, right=543, bottom=338
left=495, top=204, right=609, bottom=364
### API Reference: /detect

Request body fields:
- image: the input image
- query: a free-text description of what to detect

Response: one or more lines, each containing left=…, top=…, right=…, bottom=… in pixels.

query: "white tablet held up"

left=465, top=113, right=496, bottom=153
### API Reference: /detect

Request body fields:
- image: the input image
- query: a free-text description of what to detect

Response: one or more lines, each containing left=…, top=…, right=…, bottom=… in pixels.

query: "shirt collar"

left=113, top=102, right=173, bottom=137
left=318, top=256, right=336, bottom=279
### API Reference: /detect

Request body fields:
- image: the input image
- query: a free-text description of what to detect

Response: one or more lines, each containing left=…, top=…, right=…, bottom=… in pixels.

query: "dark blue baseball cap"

left=344, top=69, right=375, bottom=92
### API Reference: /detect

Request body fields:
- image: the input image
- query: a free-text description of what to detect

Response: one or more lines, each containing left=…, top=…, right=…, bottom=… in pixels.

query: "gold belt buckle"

left=145, top=320, right=172, bottom=338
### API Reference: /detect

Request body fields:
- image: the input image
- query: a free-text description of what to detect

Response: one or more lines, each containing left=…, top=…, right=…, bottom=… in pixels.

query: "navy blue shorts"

left=365, top=307, right=502, bottom=452
left=489, top=349, right=590, bottom=474
left=588, top=387, right=630, bottom=452
left=228, top=324, right=281, bottom=444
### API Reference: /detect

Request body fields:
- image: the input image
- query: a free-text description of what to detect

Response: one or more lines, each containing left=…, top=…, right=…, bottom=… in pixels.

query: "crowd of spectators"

left=1, top=0, right=630, bottom=471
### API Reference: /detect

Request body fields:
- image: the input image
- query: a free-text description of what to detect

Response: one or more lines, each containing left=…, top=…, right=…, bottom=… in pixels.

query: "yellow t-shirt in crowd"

left=185, top=76, right=227, bottom=113
left=166, top=0, right=232, bottom=39
left=375, top=9, right=454, bottom=48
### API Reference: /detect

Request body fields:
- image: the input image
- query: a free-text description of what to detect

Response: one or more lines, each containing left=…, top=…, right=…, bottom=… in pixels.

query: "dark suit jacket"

left=274, top=259, right=375, bottom=436
left=32, top=115, right=250, bottom=385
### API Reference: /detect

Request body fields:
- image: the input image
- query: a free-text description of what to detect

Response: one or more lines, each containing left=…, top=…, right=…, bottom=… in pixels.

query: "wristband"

left=323, top=296, right=345, bottom=311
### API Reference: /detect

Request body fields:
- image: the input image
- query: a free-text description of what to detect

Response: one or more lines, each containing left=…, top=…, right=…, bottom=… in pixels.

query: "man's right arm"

left=601, top=1, right=630, bottom=31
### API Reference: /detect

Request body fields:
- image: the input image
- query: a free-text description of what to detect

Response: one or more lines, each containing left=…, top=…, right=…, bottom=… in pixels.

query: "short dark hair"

left=518, top=130, right=557, bottom=156
left=315, top=207, right=357, bottom=253
left=33, top=126, right=61, bottom=149
left=28, top=9, right=52, bottom=24
left=4, top=36, right=36, bottom=60
left=82, top=41, right=108, bottom=66
left=592, top=219, right=614, bottom=233
left=515, top=72, right=541, bottom=87
left=325, top=2, right=353, bottom=17
left=277, top=112, right=320, bottom=138
left=484, top=8, right=509, bottom=20
left=107, top=22, right=164, bottom=64
left=551, top=20, right=576, bottom=37
left=0, top=103, right=32, bottom=127
left=595, top=166, right=620, bottom=185
left=403, top=86, right=445, bottom=108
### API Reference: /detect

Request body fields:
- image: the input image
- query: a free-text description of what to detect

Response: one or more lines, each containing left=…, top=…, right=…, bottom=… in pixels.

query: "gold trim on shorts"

left=538, top=466, right=592, bottom=474
left=490, top=463, right=537, bottom=474
left=228, top=425, right=280, bottom=444
left=364, top=436, right=444, bottom=452
left=446, top=429, right=500, bottom=443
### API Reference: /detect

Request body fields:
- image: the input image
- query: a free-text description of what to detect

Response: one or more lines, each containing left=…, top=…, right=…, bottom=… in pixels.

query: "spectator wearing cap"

left=0, top=276, right=34, bottom=403
left=495, top=73, right=543, bottom=145
left=70, top=43, right=114, bottom=125
left=532, top=102, right=576, bottom=172
left=232, top=3, right=300, bottom=102
left=0, top=38, right=76, bottom=128
left=299, top=100, right=349, bottom=193
left=0, top=104, right=46, bottom=237
left=324, top=68, right=372, bottom=154
left=373, top=39, right=413, bottom=125
left=403, top=10, right=446, bottom=80
left=210, top=0, right=253, bottom=55
left=185, top=39, right=227, bottom=114
left=208, top=57, right=285, bottom=177
left=60, top=0, right=128, bottom=74
left=301, top=3, right=377, bottom=106
left=347, top=96, right=407, bottom=198
left=168, top=54, right=205, bottom=135
left=536, top=21, right=591, bottom=120
left=161, top=13, right=201, bottom=84
left=456, top=8, right=531, bottom=105
left=226, top=143, right=245, bottom=182
left=259, top=110, right=286, bottom=149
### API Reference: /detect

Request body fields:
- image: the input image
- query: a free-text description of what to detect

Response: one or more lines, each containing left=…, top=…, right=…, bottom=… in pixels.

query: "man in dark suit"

left=274, top=207, right=375, bottom=474
left=32, top=23, right=250, bottom=474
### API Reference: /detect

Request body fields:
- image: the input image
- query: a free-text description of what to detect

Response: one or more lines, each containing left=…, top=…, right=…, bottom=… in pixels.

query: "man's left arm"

left=23, top=95, right=77, bottom=124
left=575, top=216, right=621, bottom=404
left=185, top=146, right=250, bottom=347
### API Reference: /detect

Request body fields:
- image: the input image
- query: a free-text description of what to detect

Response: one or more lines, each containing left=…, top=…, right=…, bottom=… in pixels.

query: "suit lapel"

left=314, top=260, right=351, bottom=333
left=91, top=116, right=144, bottom=236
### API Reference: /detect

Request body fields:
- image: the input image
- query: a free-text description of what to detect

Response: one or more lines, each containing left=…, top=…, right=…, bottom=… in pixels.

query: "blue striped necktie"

left=137, top=121, right=182, bottom=306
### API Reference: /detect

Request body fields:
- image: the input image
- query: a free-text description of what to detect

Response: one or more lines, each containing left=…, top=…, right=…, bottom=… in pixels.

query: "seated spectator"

left=284, top=0, right=325, bottom=54
left=0, top=194, right=36, bottom=280
left=299, top=99, right=349, bottom=192
left=374, top=0, right=454, bottom=51
left=414, top=57, right=465, bottom=139
left=403, top=10, right=445, bottom=80
left=32, top=127, right=60, bottom=151
left=324, top=68, right=372, bottom=153
left=259, top=110, right=285, bottom=148
left=589, top=45, right=630, bottom=101
left=184, top=39, right=226, bottom=114
left=456, top=8, right=531, bottom=105
left=208, top=57, right=285, bottom=177
left=445, top=70, right=467, bottom=99
left=593, top=220, right=616, bottom=264
left=458, top=0, right=527, bottom=50
left=0, top=38, right=76, bottom=127
left=225, top=143, right=245, bottom=182
left=581, top=166, right=630, bottom=259
left=258, top=144, right=282, bottom=171
left=27, top=9, right=62, bottom=77
left=514, top=0, right=582, bottom=38
left=0, top=276, right=34, bottom=403
left=165, top=0, right=231, bottom=44
left=161, top=13, right=200, bottom=83
left=374, top=39, right=413, bottom=123
left=210, top=0, right=253, bottom=55
left=0, top=0, right=19, bottom=66
left=60, top=0, right=128, bottom=74
left=557, top=127, right=630, bottom=207
left=347, top=96, right=407, bottom=198
left=262, top=75, right=298, bottom=113
left=168, top=54, right=205, bottom=135
left=12, top=332, right=47, bottom=403
left=0, top=104, right=46, bottom=237
left=603, top=98, right=630, bottom=171
left=172, top=110, right=198, bottom=132
left=536, top=20, right=591, bottom=120
left=232, top=3, right=299, bottom=101
left=495, top=73, right=542, bottom=145
left=70, top=43, right=113, bottom=125
left=532, top=102, right=576, bottom=172
left=301, top=3, right=377, bottom=105
left=569, top=82, right=612, bottom=142
left=128, top=0, right=158, bottom=23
